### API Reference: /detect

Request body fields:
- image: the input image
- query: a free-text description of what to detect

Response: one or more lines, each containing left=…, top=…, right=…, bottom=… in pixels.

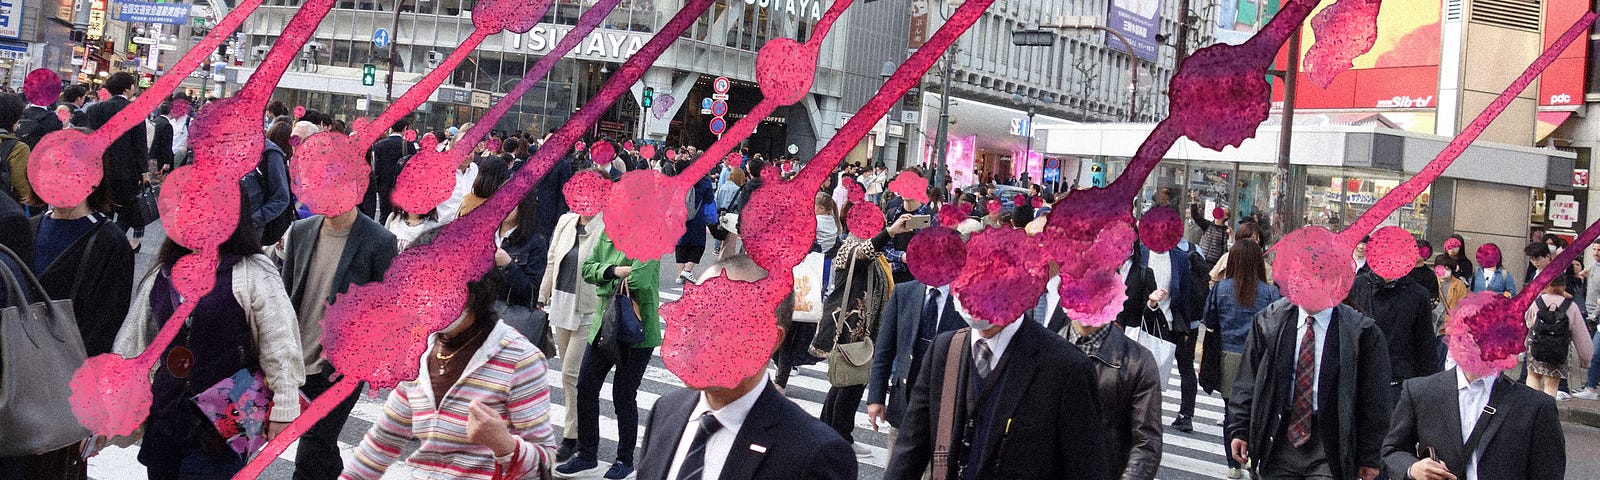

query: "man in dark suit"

left=884, top=308, right=1110, bottom=479
left=363, top=117, right=415, bottom=220
left=1382, top=368, right=1564, bottom=480
left=82, top=72, right=147, bottom=242
left=637, top=255, right=856, bottom=480
left=867, top=280, right=964, bottom=452
left=17, top=92, right=62, bottom=148
left=144, top=112, right=174, bottom=171
left=281, top=208, right=397, bottom=480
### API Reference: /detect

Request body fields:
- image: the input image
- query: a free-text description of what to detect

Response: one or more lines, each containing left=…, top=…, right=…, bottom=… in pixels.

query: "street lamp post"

left=1013, top=19, right=1140, bottom=122
left=876, top=60, right=895, bottom=169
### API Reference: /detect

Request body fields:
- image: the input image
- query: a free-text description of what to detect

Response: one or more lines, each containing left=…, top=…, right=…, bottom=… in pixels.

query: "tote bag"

left=1125, top=324, right=1178, bottom=389
left=0, top=244, right=90, bottom=456
left=791, top=252, right=826, bottom=323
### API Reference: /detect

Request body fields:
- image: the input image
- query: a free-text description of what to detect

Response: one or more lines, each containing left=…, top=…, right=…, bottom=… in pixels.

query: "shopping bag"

left=1126, top=325, right=1177, bottom=388
left=791, top=252, right=826, bottom=323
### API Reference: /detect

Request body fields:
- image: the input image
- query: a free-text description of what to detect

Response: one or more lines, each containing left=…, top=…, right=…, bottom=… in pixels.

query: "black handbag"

left=592, top=281, right=644, bottom=363
left=128, top=183, right=161, bottom=227
left=497, top=302, right=555, bottom=359
left=0, top=244, right=90, bottom=455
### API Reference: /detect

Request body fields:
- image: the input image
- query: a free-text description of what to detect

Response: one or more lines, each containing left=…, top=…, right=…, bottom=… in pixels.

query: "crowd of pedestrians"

left=0, top=81, right=1592, bottom=480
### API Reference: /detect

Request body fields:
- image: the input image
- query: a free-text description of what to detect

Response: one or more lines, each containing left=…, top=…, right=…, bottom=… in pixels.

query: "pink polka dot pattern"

left=1365, top=226, right=1417, bottom=281
left=403, top=129, right=418, bottom=142
left=1137, top=206, right=1183, bottom=253
left=1304, top=0, right=1381, bottom=88
left=660, top=274, right=788, bottom=389
left=1446, top=292, right=1526, bottom=378
left=1166, top=42, right=1274, bottom=151
left=906, top=226, right=965, bottom=286
left=1271, top=226, right=1357, bottom=312
left=563, top=170, right=611, bottom=215
left=887, top=171, right=928, bottom=204
left=24, top=69, right=62, bottom=106
left=156, top=166, right=238, bottom=251
left=951, top=228, right=1049, bottom=326
left=605, top=170, right=688, bottom=259
left=844, top=201, right=885, bottom=240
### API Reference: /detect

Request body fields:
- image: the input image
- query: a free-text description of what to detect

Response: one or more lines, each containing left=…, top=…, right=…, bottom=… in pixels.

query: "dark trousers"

left=0, top=444, right=86, bottom=480
left=293, top=369, right=362, bottom=480
left=361, top=188, right=393, bottom=222
left=1261, top=433, right=1335, bottom=479
left=576, top=344, right=653, bottom=464
left=820, top=384, right=866, bottom=444
left=1167, top=330, right=1198, bottom=418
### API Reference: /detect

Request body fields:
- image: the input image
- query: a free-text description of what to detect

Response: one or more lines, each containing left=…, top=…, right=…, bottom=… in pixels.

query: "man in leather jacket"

left=1064, top=319, right=1163, bottom=480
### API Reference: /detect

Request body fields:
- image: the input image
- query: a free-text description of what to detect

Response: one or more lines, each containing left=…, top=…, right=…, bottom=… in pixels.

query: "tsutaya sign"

left=727, top=0, right=828, bottom=21
left=505, top=27, right=647, bottom=62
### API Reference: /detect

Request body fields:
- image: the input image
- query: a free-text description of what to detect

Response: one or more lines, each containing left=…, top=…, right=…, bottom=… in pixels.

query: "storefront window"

left=1186, top=161, right=1233, bottom=221
left=1341, top=172, right=1429, bottom=236
left=1303, top=169, right=1346, bottom=230
left=1138, top=160, right=1184, bottom=215
left=1234, top=165, right=1275, bottom=231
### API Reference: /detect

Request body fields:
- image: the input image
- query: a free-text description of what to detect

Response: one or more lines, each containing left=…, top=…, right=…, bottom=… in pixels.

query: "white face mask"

left=951, top=294, right=996, bottom=330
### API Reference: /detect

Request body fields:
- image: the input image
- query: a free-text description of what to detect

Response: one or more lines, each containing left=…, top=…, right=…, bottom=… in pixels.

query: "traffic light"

left=362, top=64, right=376, bottom=86
left=641, top=86, right=654, bottom=108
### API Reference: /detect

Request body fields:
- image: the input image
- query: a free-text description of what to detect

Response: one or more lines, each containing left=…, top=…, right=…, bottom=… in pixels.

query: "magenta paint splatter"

left=290, top=132, right=371, bottom=216
left=664, top=148, right=676, bottom=160
left=951, top=228, right=1049, bottom=326
left=937, top=202, right=971, bottom=228
left=470, top=0, right=549, bottom=33
left=575, top=141, right=587, bottom=152
left=68, top=355, right=154, bottom=437
left=1060, top=269, right=1129, bottom=327
left=726, top=153, right=743, bottom=168
left=606, top=170, right=689, bottom=259
left=623, top=140, right=634, bottom=151
left=1138, top=206, right=1183, bottom=253
left=1365, top=226, right=1417, bottom=280
left=96, top=88, right=110, bottom=101
left=844, top=201, right=885, bottom=239
left=843, top=177, right=864, bottom=203
left=1031, top=196, right=1045, bottom=209
left=1271, top=226, right=1357, bottom=312
left=390, top=136, right=455, bottom=216
left=563, top=170, right=611, bottom=215
left=1304, top=0, right=1381, bottom=88
left=907, top=226, right=965, bottom=286
left=403, top=129, right=418, bottom=142
left=1476, top=243, right=1501, bottom=269
left=24, top=69, right=62, bottom=106
left=755, top=38, right=818, bottom=105
left=26, top=129, right=103, bottom=208
left=590, top=141, right=616, bottom=165
left=1446, top=292, right=1526, bottom=378
left=54, top=108, right=69, bottom=123
left=985, top=199, right=1001, bottom=215
left=660, top=274, right=788, bottom=389
left=156, top=166, right=240, bottom=251
left=486, top=138, right=501, bottom=152
left=640, top=144, right=656, bottom=159
left=888, top=171, right=929, bottom=204
left=293, top=105, right=306, bottom=119
left=740, top=181, right=820, bottom=271
left=1444, top=237, right=1462, bottom=253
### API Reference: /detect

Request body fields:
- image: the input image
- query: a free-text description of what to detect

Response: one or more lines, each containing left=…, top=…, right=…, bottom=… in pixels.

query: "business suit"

left=145, top=115, right=175, bottom=170
left=281, top=214, right=397, bottom=480
left=17, top=103, right=62, bottom=148
left=364, top=133, right=414, bottom=220
left=885, top=320, right=1110, bottom=480
left=83, top=96, right=148, bottom=213
left=869, top=280, right=963, bottom=429
left=637, top=384, right=856, bottom=480
left=1382, top=370, right=1564, bottom=479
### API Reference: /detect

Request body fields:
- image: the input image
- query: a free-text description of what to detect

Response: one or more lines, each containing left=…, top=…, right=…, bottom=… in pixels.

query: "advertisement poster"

left=0, top=0, right=20, bottom=39
left=1106, top=0, right=1162, bottom=61
left=1272, top=0, right=1439, bottom=111
left=113, top=0, right=190, bottom=25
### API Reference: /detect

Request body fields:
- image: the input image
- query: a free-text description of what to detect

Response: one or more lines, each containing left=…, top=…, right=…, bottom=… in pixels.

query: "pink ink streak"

left=887, top=171, right=929, bottom=204
left=233, top=377, right=359, bottom=479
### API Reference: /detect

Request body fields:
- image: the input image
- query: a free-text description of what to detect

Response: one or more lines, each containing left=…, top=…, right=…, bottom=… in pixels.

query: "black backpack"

left=1530, top=297, right=1573, bottom=364
left=254, top=145, right=296, bottom=245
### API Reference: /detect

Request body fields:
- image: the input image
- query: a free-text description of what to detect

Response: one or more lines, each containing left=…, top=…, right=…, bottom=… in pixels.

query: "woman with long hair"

left=113, top=201, right=304, bottom=479
left=384, top=206, right=440, bottom=251
left=1434, top=234, right=1474, bottom=284
left=343, top=230, right=558, bottom=479
left=1208, top=221, right=1268, bottom=284
left=1201, top=239, right=1280, bottom=479
left=537, top=169, right=608, bottom=461
left=810, top=235, right=893, bottom=453
left=459, top=154, right=512, bottom=218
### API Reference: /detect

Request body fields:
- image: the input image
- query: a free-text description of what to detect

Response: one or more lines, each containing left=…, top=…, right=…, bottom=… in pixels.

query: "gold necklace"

left=434, top=339, right=465, bottom=375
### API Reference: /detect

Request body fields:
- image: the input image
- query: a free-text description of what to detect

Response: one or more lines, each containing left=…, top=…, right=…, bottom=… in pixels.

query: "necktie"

left=1288, top=316, right=1317, bottom=448
left=677, top=413, right=724, bottom=480
left=975, top=339, right=993, bottom=379
left=921, top=289, right=942, bottom=337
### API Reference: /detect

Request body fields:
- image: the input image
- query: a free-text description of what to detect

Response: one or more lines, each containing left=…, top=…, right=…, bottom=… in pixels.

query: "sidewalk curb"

left=1560, top=400, right=1600, bottom=427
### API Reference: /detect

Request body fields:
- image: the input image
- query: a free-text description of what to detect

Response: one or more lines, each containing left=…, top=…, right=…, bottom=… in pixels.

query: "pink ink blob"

left=187, top=96, right=265, bottom=174
left=157, top=166, right=241, bottom=251
left=55, top=107, right=70, bottom=123
left=951, top=228, right=1049, bottom=326
left=293, top=105, right=306, bottom=118
left=664, top=148, right=677, bottom=160
left=321, top=267, right=472, bottom=388
left=26, top=129, right=103, bottom=208
left=740, top=180, right=817, bottom=271
left=1304, top=0, right=1381, bottom=88
left=1030, top=196, right=1045, bottom=209
left=726, top=153, right=743, bottom=168
left=906, top=226, right=965, bottom=286
left=1166, top=42, right=1273, bottom=150
left=24, top=69, right=62, bottom=106
left=575, top=141, right=586, bottom=152
left=1060, top=269, right=1129, bottom=327
left=96, top=88, right=110, bottom=101
left=887, top=171, right=929, bottom=204
left=564, top=170, right=612, bottom=215
left=590, top=141, right=616, bottom=165
left=1446, top=292, right=1526, bottom=377
left=661, top=274, right=788, bottom=388
left=68, top=355, right=154, bottom=437
left=290, top=131, right=372, bottom=216
left=403, top=129, right=418, bottom=142
left=623, top=140, right=634, bottom=151
left=937, top=202, right=971, bottom=228
left=754, top=38, right=818, bottom=105
left=168, top=98, right=191, bottom=119
left=1476, top=243, right=1501, bottom=269
left=1365, top=226, right=1417, bottom=280
left=1418, top=244, right=1432, bottom=260
left=842, top=177, right=864, bottom=203
left=985, top=199, right=1001, bottom=215
left=391, top=137, right=458, bottom=216
left=1444, top=237, right=1462, bottom=253
left=639, top=144, right=656, bottom=159
left=470, top=0, right=549, bottom=33
left=1137, top=206, right=1183, bottom=253
left=605, top=170, right=688, bottom=259
left=844, top=201, right=885, bottom=239
left=486, top=138, right=501, bottom=152
left=1272, top=226, right=1357, bottom=312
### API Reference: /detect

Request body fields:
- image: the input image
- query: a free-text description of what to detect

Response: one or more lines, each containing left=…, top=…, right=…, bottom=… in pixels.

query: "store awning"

left=1536, top=111, right=1573, bottom=144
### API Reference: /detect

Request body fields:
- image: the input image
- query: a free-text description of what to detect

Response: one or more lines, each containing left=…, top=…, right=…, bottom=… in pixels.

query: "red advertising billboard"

left=1540, top=0, right=1589, bottom=107
left=1271, top=0, right=1441, bottom=110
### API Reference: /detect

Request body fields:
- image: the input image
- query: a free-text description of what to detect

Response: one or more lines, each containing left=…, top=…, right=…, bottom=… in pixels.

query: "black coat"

left=1403, top=265, right=1440, bottom=305
left=1382, top=371, right=1565, bottom=480
left=145, top=115, right=175, bottom=170
left=29, top=214, right=133, bottom=357
left=0, top=192, right=32, bottom=268
left=17, top=104, right=62, bottom=148
left=500, top=231, right=549, bottom=308
left=885, top=321, right=1110, bottom=480
left=83, top=97, right=148, bottom=205
left=1347, top=272, right=1442, bottom=383
left=868, top=280, right=964, bottom=428
left=1226, top=299, right=1391, bottom=479
left=637, top=384, right=856, bottom=480
left=1082, top=326, right=1163, bottom=480
left=532, top=157, right=573, bottom=238
left=282, top=214, right=398, bottom=309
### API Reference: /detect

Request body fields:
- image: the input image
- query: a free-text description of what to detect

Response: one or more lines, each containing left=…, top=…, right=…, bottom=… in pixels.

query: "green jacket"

left=581, top=232, right=662, bottom=348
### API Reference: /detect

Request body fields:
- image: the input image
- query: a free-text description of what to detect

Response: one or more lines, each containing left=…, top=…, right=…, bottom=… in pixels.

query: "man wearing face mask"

left=883, top=298, right=1109, bottom=480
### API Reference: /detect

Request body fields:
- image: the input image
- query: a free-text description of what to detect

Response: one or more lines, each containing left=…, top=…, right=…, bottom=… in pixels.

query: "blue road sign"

left=373, top=28, right=390, bottom=48
left=709, top=117, right=727, bottom=135
left=710, top=100, right=728, bottom=116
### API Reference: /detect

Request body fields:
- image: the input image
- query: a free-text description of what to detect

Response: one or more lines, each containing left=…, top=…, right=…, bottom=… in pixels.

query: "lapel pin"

left=749, top=444, right=768, bottom=453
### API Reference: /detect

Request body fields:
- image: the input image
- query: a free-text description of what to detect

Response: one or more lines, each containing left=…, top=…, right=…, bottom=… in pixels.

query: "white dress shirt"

left=1041, top=277, right=1061, bottom=319
left=1295, top=307, right=1332, bottom=410
left=664, top=384, right=766, bottom=480
left=970, top=318, right=1024, bottom=366
left=1457, top=369, right=1497, bottom=480
left=1148, top=251, right=1175, bottom=323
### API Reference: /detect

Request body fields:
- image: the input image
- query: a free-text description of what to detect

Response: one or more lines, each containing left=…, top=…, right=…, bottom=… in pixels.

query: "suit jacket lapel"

left=908, top=286, right=928, bottom=340
left=330, top=221, right=362, bottom=302
left=290, top=219, right=320, bottom=301
left=644, top=391, right=697, bottom=480
left=722, top=384, right=783, bottom=479
left=977, top=322, right=1044, bottom=471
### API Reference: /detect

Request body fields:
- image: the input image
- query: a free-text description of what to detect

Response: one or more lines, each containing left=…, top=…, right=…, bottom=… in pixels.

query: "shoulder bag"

left=495, top=276, right=556, bottom=359
left=930, top=328, right=971, bottom=480
left=0, top=244, right=90, bottom=456
left=593, top=277, right=645, bottom=363
left=827, top=254, right=875, bottom=387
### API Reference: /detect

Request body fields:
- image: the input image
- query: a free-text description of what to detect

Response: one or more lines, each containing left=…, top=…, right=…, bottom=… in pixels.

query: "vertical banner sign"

left=1106, top=0, right=1162, bottom=61
left=88, top=0, right=107, bottom=40
left=907, top=0, right=929, bottom=48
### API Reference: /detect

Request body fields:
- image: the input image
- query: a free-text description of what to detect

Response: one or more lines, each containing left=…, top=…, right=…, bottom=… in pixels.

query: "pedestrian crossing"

left=87, top=282, right=1237, bottom=479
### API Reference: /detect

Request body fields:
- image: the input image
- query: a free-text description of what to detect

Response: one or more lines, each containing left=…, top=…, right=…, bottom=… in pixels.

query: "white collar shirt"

left=1295, top=307, right=1333, bottom=411
left=926, top=285, right=950, bottom=322
left=1042, top=276, right=1061, bottom=319
left=1148, top=250, right=1174, bottom=322
left=970, top=318, right=1024, bottom=366
left=1457, top=369, right=1497, bottom=480
left=664, top=384, right=766, bottom=480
